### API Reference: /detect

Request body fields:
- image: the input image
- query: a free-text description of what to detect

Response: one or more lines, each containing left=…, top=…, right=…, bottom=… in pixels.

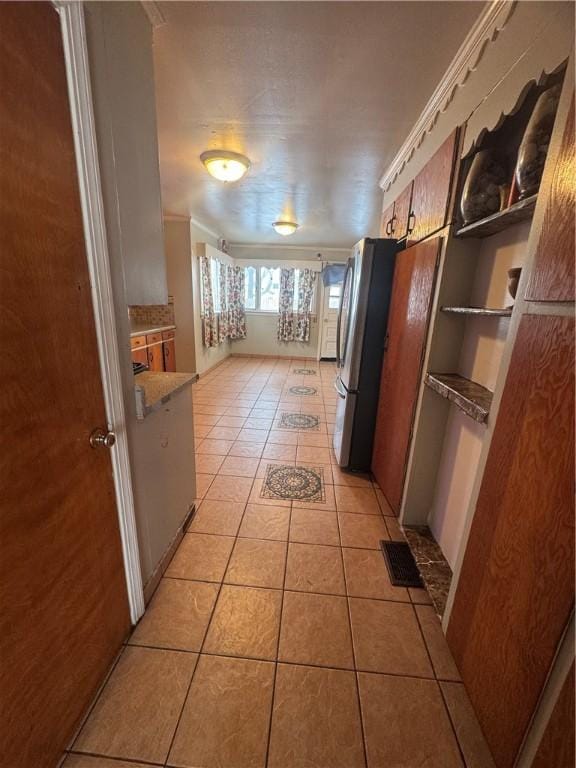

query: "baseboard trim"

left=197, top=355, right=231, bottom=378
left=230, top=353, right=317, bottom=361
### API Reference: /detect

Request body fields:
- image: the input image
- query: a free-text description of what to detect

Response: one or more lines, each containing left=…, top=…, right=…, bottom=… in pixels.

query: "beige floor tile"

left=165, top=533, right=234, bottom=582
left=296, top=446, right=332, bottom=464
left=409, top=586, right=434, bottom=605
left=64, top=756, right=151, bottom=768
left=196, top=438, right=234, bottom=456
left=256, top=458, right=296, bottom=479
left=74, top=647, right=196, bottom=764
left=267, top=429, right=299, bottom=445
left=237, top=428, right=269, bottom=443
left=189, top=499, right=245, bottom=536
left=194, top=412, right=220, bottom=426
left=218, top=455, right=260, bottom=478
left=268, top=664, right=365, bottom=768
left=338, top=512, right=389, bottom=549
left=262, top=443, right=297, bottom=461
left=440, top=682, right=497, bottom=768
left=343, top=547, right=409, bottom=601
left=385, top=516, right=406, bottom=541
left=292, top=482, right=336, bottom=512
left=225, top=406, right=252, bottom=417
left=193, top=424, right=212, bottom=439
left=169, top=655, right=274, bottom=768
left=296, top=432, right=331, bottom=448
left=331, top=466, right=373, bottom=487
left=238, top=504, right=290, bottom=541
left=285, top=542, right=345, bottom=595
left=249, top=478, right=291, bottom=507
left=195, top=473, right=215, bottom=498
left=244, top=417, right=274, bottom=430
left=205, top=475, right=254, bottom=502
left=129, top=578, right=218, bottom=652
left=225, top=538, right=287, bottom=589
left=203, top=585, right=282, bottom=660
left=216, top=415, right=246, bottom=428
left=229, top=440, right=264, bottom=458
left=416, top=604, right=461, bottom=681
left=349, top=598, right=433, bottom=677
left=334, top=485, right=381, bottom=515
left=206, top=425, right=242, bottom=441
left=375, top=487, right=395, bottom=516
left=289, top=509, right=340, bottom=546
left=358, top=673, right=463, bottom=768
left=194, top=454, right=225, bottom=475
left=279, top=591, right=354, bottom=669
left=194, top=404, right=228, bottom=415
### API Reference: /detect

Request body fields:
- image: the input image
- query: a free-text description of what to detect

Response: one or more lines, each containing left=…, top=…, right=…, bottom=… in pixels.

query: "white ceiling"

left=154, top=1, right=484, bottom=248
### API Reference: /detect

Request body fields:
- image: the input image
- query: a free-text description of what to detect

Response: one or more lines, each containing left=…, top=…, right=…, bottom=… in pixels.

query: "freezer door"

left=339, top=241, right=373, bottom=392
left=332, top=375, right=356, bottom=467
left=336, top=258, right=354, bottom=374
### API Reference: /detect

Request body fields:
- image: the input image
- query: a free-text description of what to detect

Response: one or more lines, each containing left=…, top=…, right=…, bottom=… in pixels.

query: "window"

left=242, top=266, right=316, bottom=313
left=328, top=285, right=341, bottom=309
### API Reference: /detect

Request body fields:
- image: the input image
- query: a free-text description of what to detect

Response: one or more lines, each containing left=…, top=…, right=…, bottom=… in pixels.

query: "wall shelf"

left=455, top=194, right=537, bottom=239
left=425, top=373, right=493, bottom=423
left=441, top=306, right=512, bottom=317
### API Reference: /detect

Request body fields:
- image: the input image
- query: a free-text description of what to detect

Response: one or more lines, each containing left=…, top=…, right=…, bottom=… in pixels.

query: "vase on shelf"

left=515, top=84, right=561, bottom=200
left=460, top=149, right=508, bottom=225
left=507, top=267, right=522, bottom=302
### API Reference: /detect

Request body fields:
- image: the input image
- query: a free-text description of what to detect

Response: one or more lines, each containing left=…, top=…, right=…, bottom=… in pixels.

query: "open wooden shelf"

left=455, top=194, right=537, bottom=239
left=441, top=306, right=512, bottom=317
left=425, top=373, right=493, bottom=424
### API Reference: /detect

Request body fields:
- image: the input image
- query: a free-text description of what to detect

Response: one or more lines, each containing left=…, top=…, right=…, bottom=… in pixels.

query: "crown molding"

left=229, top=243, right=350, bottom=253
left=379, top=0, right=518, bottom=193
left=141, top=2, right=166, bottom=28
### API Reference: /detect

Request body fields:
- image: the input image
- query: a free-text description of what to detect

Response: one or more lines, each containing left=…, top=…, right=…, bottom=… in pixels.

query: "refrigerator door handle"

left=335, top=262, right=351, bottom=370
left=334, top=377, right=347, bottom=400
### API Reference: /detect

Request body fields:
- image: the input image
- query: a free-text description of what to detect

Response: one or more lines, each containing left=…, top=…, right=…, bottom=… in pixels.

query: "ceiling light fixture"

left=273, top=220, right=299, bottom=236
left=200, top=150, right=250, bottom=182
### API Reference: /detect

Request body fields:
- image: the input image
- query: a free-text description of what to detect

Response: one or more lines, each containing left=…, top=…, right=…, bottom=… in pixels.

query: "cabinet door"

left=371, top=238, right=441, bottom=512
left=525, top=96, right=575, bottom=302
left=447, top=314, right=575, bottom=768
left=380, top=202, right=395, bottom=237
left=393, top=183, right=412, bottom=239
left=146, top=334, right=164, bottom=371
left=131, top=346, right=148, bottom=366
left=163, top=338, right=176, bottom=372
left=408, top=130, right=458, bottom=246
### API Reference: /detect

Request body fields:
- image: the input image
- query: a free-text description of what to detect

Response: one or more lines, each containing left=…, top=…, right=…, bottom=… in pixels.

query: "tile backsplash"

left=128, top=296, right=175, bottom=326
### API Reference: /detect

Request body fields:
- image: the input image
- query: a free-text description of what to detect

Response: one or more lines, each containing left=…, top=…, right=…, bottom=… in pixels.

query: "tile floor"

left=65, top=357, right=496, bottom=768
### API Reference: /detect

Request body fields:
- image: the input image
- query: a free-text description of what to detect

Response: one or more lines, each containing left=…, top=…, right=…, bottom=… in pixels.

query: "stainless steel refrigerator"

left=333, top=238, right=397, bottom=470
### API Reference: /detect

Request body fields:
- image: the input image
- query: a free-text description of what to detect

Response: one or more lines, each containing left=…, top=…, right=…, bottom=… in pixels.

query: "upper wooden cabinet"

left=393, top=183, right=412, bottom=240
left=380, top=202, right=395, bottom=237
left=525, top=96, right=575, bottom=302
left=407, top=130, right=458, bottom=246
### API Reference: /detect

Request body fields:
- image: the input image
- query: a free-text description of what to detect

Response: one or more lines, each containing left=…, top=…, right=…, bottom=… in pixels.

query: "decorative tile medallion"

left=279, top=412, right=320, bottom=431
left=293, top=368, right=317, bottom=375
left=289, top=385, right=318, bottom=396
left=261, top=464, right=325, bottom=502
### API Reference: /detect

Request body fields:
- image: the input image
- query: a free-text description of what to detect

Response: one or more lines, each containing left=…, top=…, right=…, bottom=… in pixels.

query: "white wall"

left=428, top=222, right=531, bottom=568
left=164, top=220, right=196, bottom=372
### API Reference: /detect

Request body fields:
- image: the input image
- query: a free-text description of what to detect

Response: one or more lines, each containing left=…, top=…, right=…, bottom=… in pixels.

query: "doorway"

left=319, top=282, right=342, bottom=359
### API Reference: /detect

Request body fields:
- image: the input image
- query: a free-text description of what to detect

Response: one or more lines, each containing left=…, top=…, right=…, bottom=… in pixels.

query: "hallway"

left=64, top=357, right=494, bottom=768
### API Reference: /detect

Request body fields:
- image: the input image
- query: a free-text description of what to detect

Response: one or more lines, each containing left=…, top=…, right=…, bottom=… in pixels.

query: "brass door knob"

left=89, top=428, right=116, bottom=448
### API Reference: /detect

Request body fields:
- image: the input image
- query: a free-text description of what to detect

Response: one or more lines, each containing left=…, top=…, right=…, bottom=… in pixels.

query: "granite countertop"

left=134, top=371, right=198, bottom=419
left=130, top=323, right=176, bottom=338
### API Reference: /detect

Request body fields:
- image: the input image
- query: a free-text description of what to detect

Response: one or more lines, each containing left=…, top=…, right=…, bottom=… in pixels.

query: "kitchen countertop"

left=134, top=371, right=198, bottom=419
left=130, top=323, right=176, bottom=339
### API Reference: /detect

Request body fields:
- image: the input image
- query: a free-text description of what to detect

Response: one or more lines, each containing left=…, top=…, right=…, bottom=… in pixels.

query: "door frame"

left=57, top=1, right=145, bottom=623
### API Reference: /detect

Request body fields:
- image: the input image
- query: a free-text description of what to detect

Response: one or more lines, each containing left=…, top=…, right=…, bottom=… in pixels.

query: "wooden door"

left=532, top=664, right=575, bottom=768
left=408, top=130, right=458, bottom=246
left=146, top=333, right=164, bottom=371
left=163, top=332, right=177, bottom=372
left=380, top=201, right=395, bottom=237
left=320, top=282, right=342, bottom=359
left=446, top=313, right=575, bottom=768
left=393, top=183, right=412, bottom=239
left=0, top=5, right=130, bottom=767
left=371, top=238, right=441, bottom=512
left=525, top=96, right=575, bottom=302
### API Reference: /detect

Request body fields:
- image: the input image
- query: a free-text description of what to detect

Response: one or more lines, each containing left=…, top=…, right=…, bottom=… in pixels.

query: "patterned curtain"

left=200, top=255, right=219, bottom=347
left=227, top=265, right=247, bottom=339
left=277, top=268, right=295, bottom=342
left=218, top=262, right=229, bottom=343
left=295, top=269, right=316, bottom=342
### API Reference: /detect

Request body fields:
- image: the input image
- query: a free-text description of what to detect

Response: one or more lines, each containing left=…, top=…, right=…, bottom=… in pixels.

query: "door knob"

left=89, top=428, right=116, bottom=448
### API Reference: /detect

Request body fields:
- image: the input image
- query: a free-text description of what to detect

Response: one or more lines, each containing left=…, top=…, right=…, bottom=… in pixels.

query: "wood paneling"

left=393, top=183, right=412, bottom=239
left=525, top=96, right=575, bottom=302
left=447, top=314, right=575, bottom=768
left=371, top=238, right=441, bottom=513
left=0, top=5, right=130, bottom=767
left=532, top=663, right=575, bottom=768
left=408, top=130, right=458, bottom=246
left=380, top=202, right=395, bottom=237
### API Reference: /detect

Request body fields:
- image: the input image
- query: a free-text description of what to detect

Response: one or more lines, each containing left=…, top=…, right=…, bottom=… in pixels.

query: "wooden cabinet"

left=525, top=97, right=575, bottom=302
left=380, top=202, right=395, bottom=236
left=447, top=313, right=575, bottom=768
left=371, top=237, right=441, bottom=512
left=393, top=183, right=412, bottom=239
left=130, top=334, right=148, bottom=366
left=162, top=330, right=176, bottom=372
left=407, top=129, right=458, bottom=246
left=146, top=333, right=164, bottom=371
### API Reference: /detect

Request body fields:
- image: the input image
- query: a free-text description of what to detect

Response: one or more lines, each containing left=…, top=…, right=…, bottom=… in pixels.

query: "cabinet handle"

left=407, top=211, right=416, bottom=234
left=385, top=220, right=392, bottom=235
left=390, top=214, right=397, bottom=236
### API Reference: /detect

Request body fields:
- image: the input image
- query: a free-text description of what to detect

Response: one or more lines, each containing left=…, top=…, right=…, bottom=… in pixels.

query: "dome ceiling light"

left=200, top=150, right=250, bottom=182
left=273, top=220, right=299, bottom=236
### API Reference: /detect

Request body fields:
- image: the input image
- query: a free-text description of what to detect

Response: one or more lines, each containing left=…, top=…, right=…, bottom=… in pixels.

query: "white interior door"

left=320, top=282, right=343, bottom=359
